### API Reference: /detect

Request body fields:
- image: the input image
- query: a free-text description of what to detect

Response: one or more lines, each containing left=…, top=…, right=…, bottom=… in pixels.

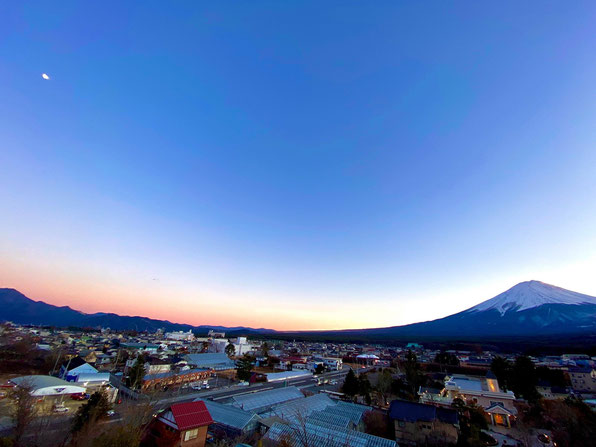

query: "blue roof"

left=196, top=399, right=260, bottom=431
left=308, top=410, right=352, bottom=429
left=231, top=386, right=304, bottom=413
left=264, top=421, right=397, bottom=447
left=389, top=400, right=458, bottom=424
left=320, top=401, right=371, bottom=425
left=268, top=394, right=335, bottom=423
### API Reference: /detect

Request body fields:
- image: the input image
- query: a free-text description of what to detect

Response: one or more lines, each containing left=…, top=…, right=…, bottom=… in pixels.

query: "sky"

left=1, top=2, right=596, bottom=331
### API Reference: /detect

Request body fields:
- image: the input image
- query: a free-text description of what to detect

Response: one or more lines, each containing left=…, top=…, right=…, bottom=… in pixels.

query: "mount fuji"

left=324, top=280, right=596, bottom=339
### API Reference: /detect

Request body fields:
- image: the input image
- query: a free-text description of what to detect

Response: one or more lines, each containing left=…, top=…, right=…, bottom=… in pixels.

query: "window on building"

left=184, top=428, right=198, bottom=441
left=398, top=421, right=405, bottom=427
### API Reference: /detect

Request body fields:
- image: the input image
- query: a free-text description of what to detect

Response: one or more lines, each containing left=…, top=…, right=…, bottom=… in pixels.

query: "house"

left=389, top=400, right=459, bottom=446
left=420, top=371, right=517, bottom=428
left=536, top=381, right=570, bottom=400
left=197, top=399, right=261, bottom=439
left=143, top=401, right=213, bottom=447
left=59, top=357, right=98, bottom=381
left=568, top=366, right=596, bottom=393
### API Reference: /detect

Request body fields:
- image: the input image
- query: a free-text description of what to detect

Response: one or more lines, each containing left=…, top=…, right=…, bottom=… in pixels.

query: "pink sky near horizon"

left=3, top=253, right=596, bottom=331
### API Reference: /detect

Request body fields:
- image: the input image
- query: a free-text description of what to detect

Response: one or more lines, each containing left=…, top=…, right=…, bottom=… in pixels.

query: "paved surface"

left=155, top=367, right=351, bottom=408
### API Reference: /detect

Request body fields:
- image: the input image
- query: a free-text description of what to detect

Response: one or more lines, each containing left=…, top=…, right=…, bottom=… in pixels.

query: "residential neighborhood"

left=1, top=322, right=596, bottom=446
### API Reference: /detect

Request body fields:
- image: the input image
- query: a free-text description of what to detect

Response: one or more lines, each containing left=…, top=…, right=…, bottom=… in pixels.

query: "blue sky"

left=1, top=2, right=596, bottom=329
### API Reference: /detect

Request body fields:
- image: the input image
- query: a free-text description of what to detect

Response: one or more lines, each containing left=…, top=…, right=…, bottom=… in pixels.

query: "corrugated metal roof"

left=268, top=394, right=335, bottom=423
left=197, top=399, right=260, bottom=430
left=170, top=401, right=213, bottom=430
left=263, top=421, right=397, bottom=447
left=231, top=386, right=304, bottom=413
left=308, top=410, right=352, bottom=429
left=321, top=401, right=370, bottom=425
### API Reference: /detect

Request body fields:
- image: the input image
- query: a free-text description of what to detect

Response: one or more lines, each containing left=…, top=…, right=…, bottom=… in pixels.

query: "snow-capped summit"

left=465, top=280, right=596, bottom=315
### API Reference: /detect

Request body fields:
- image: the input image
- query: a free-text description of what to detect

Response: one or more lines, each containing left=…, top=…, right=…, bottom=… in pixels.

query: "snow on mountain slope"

left=466, top=280, right=596, bottom=315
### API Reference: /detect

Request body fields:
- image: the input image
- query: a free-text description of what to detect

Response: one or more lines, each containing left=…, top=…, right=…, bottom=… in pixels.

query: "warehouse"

left=10, top=375, right=86, bottom=396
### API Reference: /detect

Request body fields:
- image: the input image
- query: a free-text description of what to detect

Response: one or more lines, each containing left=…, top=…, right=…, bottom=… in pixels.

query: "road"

left=155, top=367, right=353, bottom=408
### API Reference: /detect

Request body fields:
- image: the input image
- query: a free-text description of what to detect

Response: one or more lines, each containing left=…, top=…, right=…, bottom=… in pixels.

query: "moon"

left=42, top=73, right=50, bottom=80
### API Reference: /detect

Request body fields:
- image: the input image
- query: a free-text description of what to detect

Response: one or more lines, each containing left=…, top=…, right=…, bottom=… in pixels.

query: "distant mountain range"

left=0, top=288, right=274, bottom=334
left=1, top=281, right=596, bottom=339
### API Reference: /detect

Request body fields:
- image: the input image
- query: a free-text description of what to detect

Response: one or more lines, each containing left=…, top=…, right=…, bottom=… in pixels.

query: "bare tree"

left=7, top=381, right=38, bottom=447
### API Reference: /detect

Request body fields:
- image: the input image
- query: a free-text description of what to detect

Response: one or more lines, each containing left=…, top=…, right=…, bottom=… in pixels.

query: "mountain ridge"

left=2, top=281, right=596, bottom=338
left=0, top=288, right=275, bottom=334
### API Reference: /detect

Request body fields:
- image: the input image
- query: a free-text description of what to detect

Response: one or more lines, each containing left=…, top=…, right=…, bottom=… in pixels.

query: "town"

left=0, top=323, right=594, bottom=446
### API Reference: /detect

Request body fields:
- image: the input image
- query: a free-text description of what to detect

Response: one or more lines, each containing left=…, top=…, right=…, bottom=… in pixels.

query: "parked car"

left=238, top=381, right=249, bottom=386
left=107, top=410, right=116, bottom=417
left=53, top=405, right=69, bottom=413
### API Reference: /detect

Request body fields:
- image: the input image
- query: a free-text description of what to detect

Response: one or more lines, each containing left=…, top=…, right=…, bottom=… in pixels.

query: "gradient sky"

left=1, top=2, right=596, bottom=330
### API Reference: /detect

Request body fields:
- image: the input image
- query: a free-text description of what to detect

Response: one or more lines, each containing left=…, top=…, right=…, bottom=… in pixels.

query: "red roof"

left=170, top=401, right=213, bottom=431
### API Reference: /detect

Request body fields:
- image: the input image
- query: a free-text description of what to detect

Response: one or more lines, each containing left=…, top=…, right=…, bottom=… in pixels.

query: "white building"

left=165, top=330, right=195, bottom=341
left=10, top=375, right=86, bottom=397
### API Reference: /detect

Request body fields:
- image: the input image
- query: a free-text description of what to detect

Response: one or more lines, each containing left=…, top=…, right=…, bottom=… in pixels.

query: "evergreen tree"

left=128, top=354, right=146, bottom=390
left=225, top=342, right=236, bottom=358
left=72, top=391, right=111, bottom=433
left=342, top=369, right=359, bottom=398
left=236, top=354, right=255, bottom=381
left=261, top=341, right=270, bottom=357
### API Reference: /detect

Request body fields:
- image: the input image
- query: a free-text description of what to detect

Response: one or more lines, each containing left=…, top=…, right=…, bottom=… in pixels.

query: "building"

left=420, top=371, right=517, bottom=428
left=165, top=330, right=195, bottom=341
left=142, top=369, right=211, bottom=391
left=197, top=399, right=261, bottom=439
left=185, top=353, right=236, bottom=371
left=10, top=375, right=86, bottom=397
left=389, top=400, right=459, bottom=446
left=263, top=420, right=396, bottom=447
left=59, top=356, right=98, bottom=380
left=355, top=354, right=379, bottom=366
left=322, top=357, right=343, bottom=371
left=568, top=366, right=596, bottom=393
left=231, top=386, right=304, bottom=414
left=143, top=401, right=213, bottom=447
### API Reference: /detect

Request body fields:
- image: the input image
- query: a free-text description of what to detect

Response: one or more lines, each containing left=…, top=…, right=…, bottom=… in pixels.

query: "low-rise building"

left=568, top=366, right=596, bottom=393
left=389, top=400, right=459, bottom=446
left=143, top=401, right=213, bottom=447
left=420, top=371, right=517, bottom=428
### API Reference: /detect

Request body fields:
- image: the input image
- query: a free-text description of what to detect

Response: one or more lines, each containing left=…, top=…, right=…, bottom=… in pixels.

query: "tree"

left=8, top=382, right=37, bottom=447
left=452, top=398, right=488, bottom=447
left=236, top=354, right=255, bottom=382
left=225, top=342, right=236, bottom=358
left=403, top=350, right=423, bottom=394
left=358, top=376, right=373, bottom=405
left=72, top=391, right=111, bottom=434
left=261, top=341, right=270, bottom=357
left=376, top=369, right=393, bottom=405
left=434, top=351, right=460, bottom=367
left=128, top=354, right=146, bottom=390
left=490, top=356, right=512, bottom=391
left=511, top=355, right=540, bottom=401
left=341, top=369, right=359, bottom=398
